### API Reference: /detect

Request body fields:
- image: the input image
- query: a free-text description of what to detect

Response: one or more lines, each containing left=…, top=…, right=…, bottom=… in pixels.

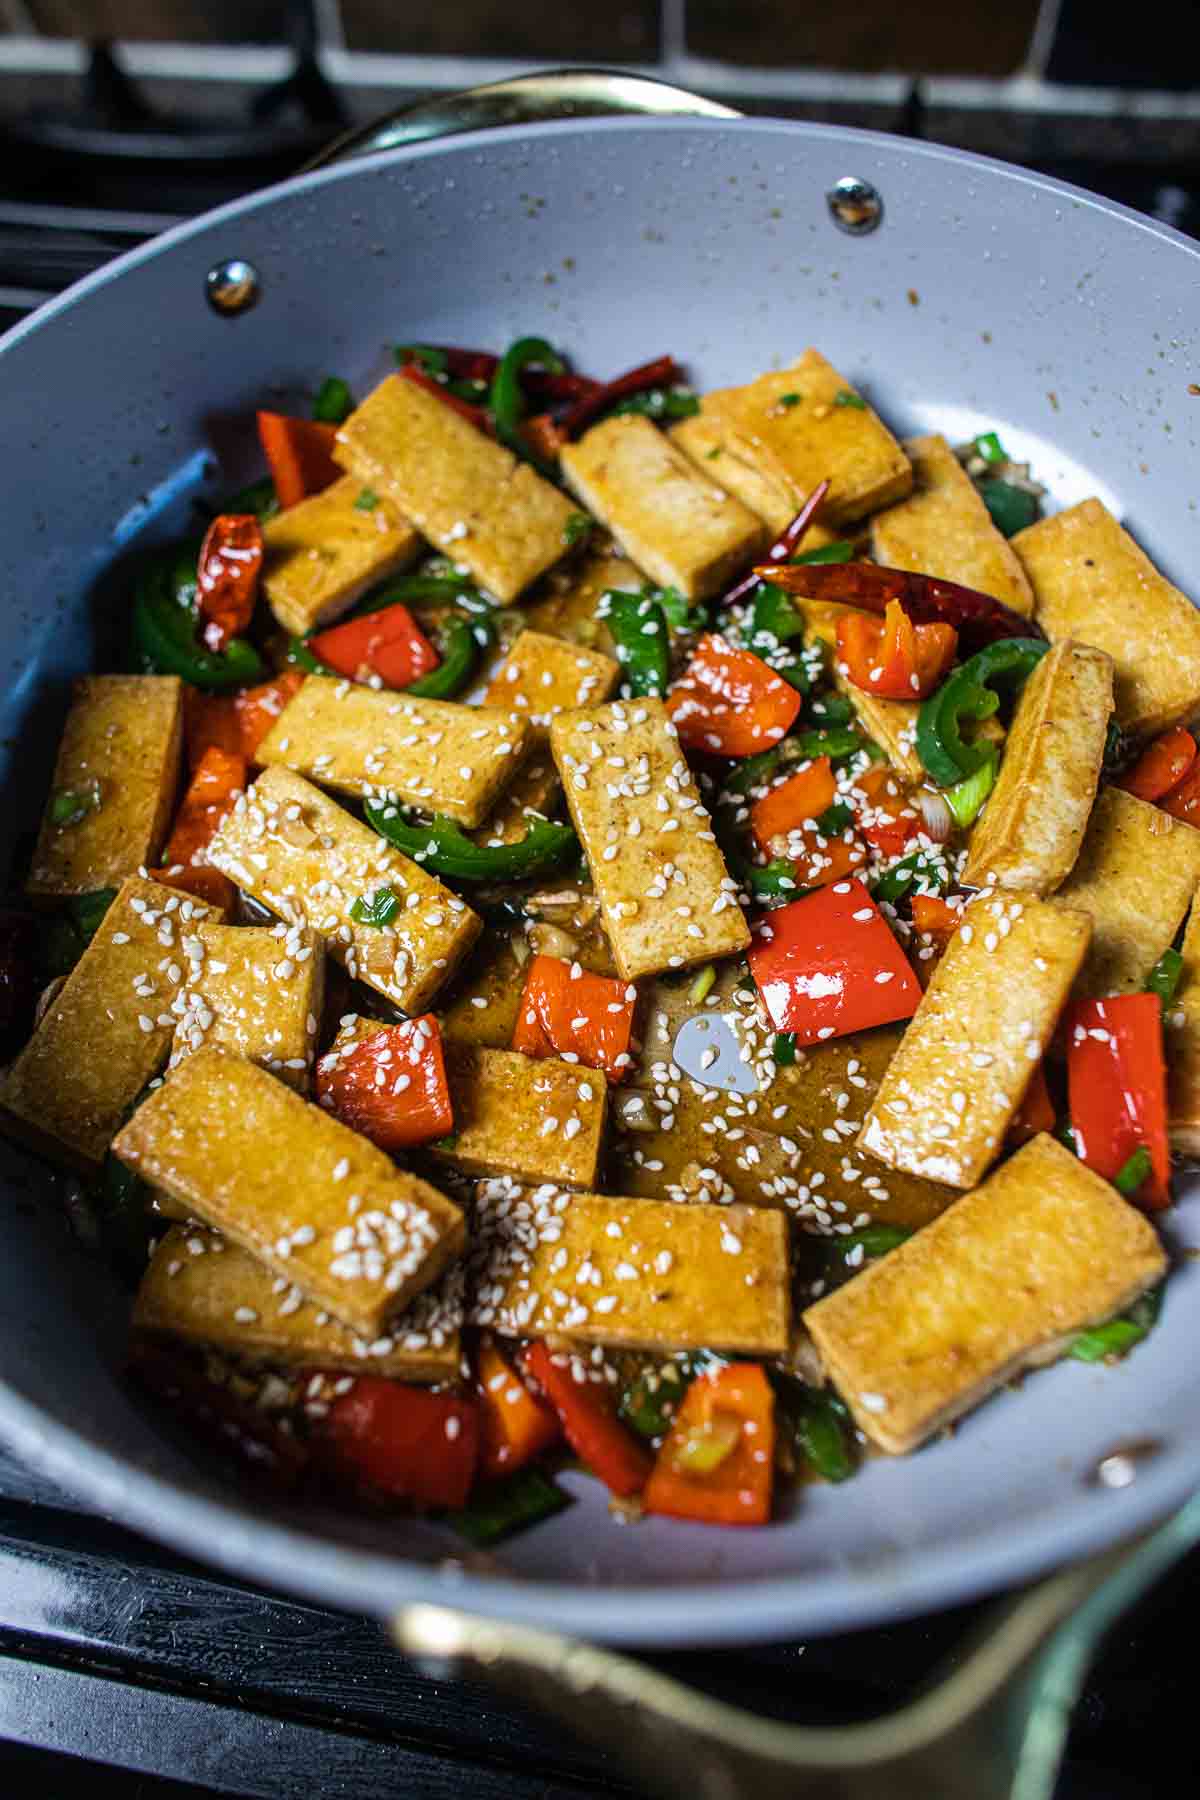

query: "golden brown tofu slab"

left=792, top=599, right=923, bottom=779
left=430, top=1045, right=608, bottom=1190
left=470, top=751, right=560, bottom=847
left=482, top=630, right=620, bottom=742
left=617, top=1022, right=955, bottom=1229
left=0, top=876, right=218, bottom=1174
left=27, top=676, right=183, bottom=900
left=256, top=675, right=532, bottom=829
left=134, top=1225, right=463, bottom=1381
left=559, top=414, right=767, bottom=601
left=206, top=766, right=480, bottom=1013
left=335, top=373, right=575, bottom=601
left=1166, top=893, right=1200, bottom=1155
left=688, top=349, right=912, bottom=527
left=870, top=435, right=1035, bottom=616
left=469, top=1177, right=790, bottom=1356
left=859, top=893, right=1092, bottom=1188
left=805, top=1134, right=1166, bottom=1454
left=550, top=698, right=750, bottom=980
left=1054, top=786, right=1200, bottom=997
left=963, top=641, right=1113, bottom=893
left=1012, top=498, right=1200, bottom=737
left=168, top=923, right=325, bottom=1091
left=670, top=409, right=811, bottom=535
left=261, top=473, right=422, bottom=638
left=113, top=1046, right=464, bottom=1336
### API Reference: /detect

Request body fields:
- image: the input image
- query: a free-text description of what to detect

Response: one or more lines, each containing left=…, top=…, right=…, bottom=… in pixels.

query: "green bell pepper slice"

left=1146, top=947, right=1184, bottom=1013
left=405, top=616, right=480, bottom=701
left=605, top=589, right=670, bottom=697
left=775, top=1379, right=858, bottom=1483
left=133, top=548, right=263, bottom=691
left=448, top=1467, right=573, bottom=1547
left=489, top=336, right=565, bottom=466
left=1069, top=1285, right=1163, bottom=1363
left=312, top=375, right=353, bottom=424
left=365, top=803, right=577, bottom=882
left=916, top=637, right=1048, bottom=787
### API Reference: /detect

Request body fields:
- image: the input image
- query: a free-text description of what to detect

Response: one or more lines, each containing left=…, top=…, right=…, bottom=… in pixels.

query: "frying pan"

left=1, top=69, right=1199, bottom=1797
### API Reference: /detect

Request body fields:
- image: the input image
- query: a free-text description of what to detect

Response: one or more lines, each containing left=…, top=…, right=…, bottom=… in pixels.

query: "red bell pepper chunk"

left=720, top=480, right=831, bottom=612
left=315, top=1016, right=453, bottom=1152
left=1158, top=755, right=1200, bottom=826
left=520, top=1342, right=651, bottom=1498
left=315, top=1377, right=479, bottom=1510
left=909, top=892, right=961, bottom=946
left=161, top=744, right=246, bottom=871
left=309, top=602, right=439, bottom=691
left=559, top=354, right=680, bottom=439
left=477, top=1338, right=561, bottom=1480
left=196, top=513, right=263, bottom=652
left=852, top=764, right=923, bottom=858
left=748, top=878, right=922, bottom=1044
left=836, top=600, right=958, bottom=701
left=643, top=1364, right=775, bottom=1527
left=1119, top=727, right=1198, bottom=804
left=1066, top=993, right=1171, bottom=1210
left=756, top=559, right=1043, bottom=656
left=185, top=670, right=306, bottom=770
left=256, top=412, right=341, bottom=510
left=396, top=360, right=491, bottom=431
left=511, top=954, right=636, bottom=1083
left=1007, top=1062, right=1057, bottom=1147
left=521, top=411, right=570, bottom=463
left=750, top=756, right=837, bottom=856
left=668, top=634, right=802, bottom=758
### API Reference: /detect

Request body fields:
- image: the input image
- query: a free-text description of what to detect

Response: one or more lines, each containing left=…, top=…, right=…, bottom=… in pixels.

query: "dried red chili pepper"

left=559, top=354, right=681, bottom=438
left=396, top=361, right=491, bottom=431
left=196, top=513, right=263, bottom=653
left=753, top=560, right=1043, bottom=656
left=721, top=478, right=832, bottom=612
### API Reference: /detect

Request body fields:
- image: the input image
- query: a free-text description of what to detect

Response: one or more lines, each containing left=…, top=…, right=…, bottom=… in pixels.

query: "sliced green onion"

left=943, top=750, right=998, bottom=829
left=349, top=886, right=401, bottom=928
left=354, top=488, right=380, bottom=512
left=973, top=430, right=1008, bottom=464
left=872, top=851, right=948, bottom=905
left=611, top=386, right=700, bottom=422
left=1145, top=947, right=1184, bottom=1012
left=816, top=801, right=854, bottom=838
left=827, top=1223, right=912, bottom=1281
left=689, top=964, right=717, bottom=1005
left=834, top=390, right=866, bottom=410
left=807, top=693, right=855, bottom=726
left=313, top=376, right=353, bottom=424
left=777, top=391, right=802, bottom=409
left=789, top=727, right=863, bottom=762
left=1113, top=1145, right=1152, bottom=1197
left=1069, top=1286, right=1163, bottom=1364
left=48, top=785, right=100, bottom=827
left=448, top=1467, right=573, bottom=1547
left=563, top=511, right=591, bottom=547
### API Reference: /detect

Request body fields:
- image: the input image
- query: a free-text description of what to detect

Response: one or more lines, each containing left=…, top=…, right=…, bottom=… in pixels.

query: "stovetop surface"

left=1, top=101, right=1198, bottom=1798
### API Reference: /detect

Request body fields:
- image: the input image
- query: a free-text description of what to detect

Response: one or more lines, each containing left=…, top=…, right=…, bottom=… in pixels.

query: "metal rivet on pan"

left=205, top=258, right=261, bottom=316
left=1090, top=1439, right=1165, bottom=1489
left=827, top=177, right=883, bottom=235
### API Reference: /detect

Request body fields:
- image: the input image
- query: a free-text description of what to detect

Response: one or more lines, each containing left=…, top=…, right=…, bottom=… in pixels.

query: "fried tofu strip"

left=430, top=1044, right=608, bottom=1190
left=963, top=641, right=1114, bottom=892
left=1013, top=498, right=1200, bottom=738
left=261, top=473, right=422, bottom=638
left=676, top=350, right=912, bottom=528
left=670, top=411, right=840, bottom=537
left=168, top=922, right=325, bottom=1091
left=134, top=1225, right=463, bottom=1381
left=559, top=414, right=767, bottom=601
left=469, top=1177, right=790, bottom=1356
left=523, top=548, right=644, bottom=651
left=616, top=1023, right=956, bottom=1229
left=1166, top=894, right=1200, bottom=1155
left=257, top=676, right=531, bottom=828
left=114, top=1046, right=464, bottom=1336
left=207, top=766, right=480, bottom=1013
left=482, top=630, right=620, bottom=741
left=859, top=892, right=1092, bottom=1188
left=335, top=373, right=575, bottom=601
left=550, top=698, right=751, bottom=980
left=871, top=435, right=1035, bottom=616
left=0, top=876, right=218, bottom=1174
left=792, top=598, right=923, bottom=779
left=805, top=1134, right=1166, bottom=1454
left=1054, top=786, right=1200, bottom=997
left=27, top=676, right=183, bottom=900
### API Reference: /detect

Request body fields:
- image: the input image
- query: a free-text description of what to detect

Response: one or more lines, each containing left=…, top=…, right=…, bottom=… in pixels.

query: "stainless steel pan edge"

left=0, top=114, right=1198, bottom=1666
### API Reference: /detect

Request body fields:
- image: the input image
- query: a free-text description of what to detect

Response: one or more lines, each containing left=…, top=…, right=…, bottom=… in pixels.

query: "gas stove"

left=0, top=87, right=1197, bottom=1798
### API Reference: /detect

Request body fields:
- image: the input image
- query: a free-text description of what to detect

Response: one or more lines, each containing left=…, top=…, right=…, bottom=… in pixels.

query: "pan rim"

left=1, top=112, right=1198, bottom=1644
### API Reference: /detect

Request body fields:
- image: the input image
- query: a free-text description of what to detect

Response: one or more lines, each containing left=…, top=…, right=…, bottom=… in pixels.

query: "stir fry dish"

left=5, top=336, right=1199, bottom=1543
